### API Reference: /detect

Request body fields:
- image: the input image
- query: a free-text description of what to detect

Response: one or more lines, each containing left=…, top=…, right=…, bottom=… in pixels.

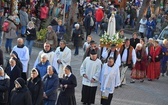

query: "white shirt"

left=121, top=47, right=136, bottom=65
left=11, top=66, right=15, bottom=71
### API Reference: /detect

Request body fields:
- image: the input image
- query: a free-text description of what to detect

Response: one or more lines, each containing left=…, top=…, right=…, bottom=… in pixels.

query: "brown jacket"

left=120, top=44, right=134, bottom=65
left=4, top=20, right=17, bottom=39
left=46, top=30, right=57, bottom=48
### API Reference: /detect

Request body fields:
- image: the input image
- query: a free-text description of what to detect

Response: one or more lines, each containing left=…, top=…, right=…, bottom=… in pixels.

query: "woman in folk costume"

left=100, top=57, right=120, bottom=105
left=107, top=8, right=116, bottom=39
left=130, top=43, right=147, bottom=83
left=147, top=40, right=162, bottom=81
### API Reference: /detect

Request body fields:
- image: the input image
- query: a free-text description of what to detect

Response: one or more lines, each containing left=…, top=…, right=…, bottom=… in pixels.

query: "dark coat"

left=26, top=28, right=37, bottom=40
left=0, top=74, right=10, bottom=104
left=0, top=49, right=3, bottom=66
left=5, top=66, right=21, bottom=92
left=57, top=74, right=77, bottom=105
left=42, top=73, right=59, bottom=101
left=27, top=77, right=43, bottom=105
left=115, top=14, right=123, bottom=31
left=10, top=86, right=32, bottom=105
left=84, top=15, right=95, bottom=29
left=72, top=28, right=83, bottom=47
left=130, top=38, right=140, bottom=49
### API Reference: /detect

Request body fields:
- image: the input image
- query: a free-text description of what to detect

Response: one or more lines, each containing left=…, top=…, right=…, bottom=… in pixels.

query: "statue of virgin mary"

left=107, top=10, right=116, bottom=39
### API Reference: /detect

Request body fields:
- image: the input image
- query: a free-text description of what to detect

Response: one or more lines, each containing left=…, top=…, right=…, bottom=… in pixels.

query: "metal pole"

left=63, top=0, right=66, bottom=25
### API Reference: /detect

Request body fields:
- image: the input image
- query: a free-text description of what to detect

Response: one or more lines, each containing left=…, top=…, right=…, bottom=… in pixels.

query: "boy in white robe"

left=100, top=57, right=120, bottom=105
left=80, top=49, right=102, bottom=105
left=53, top=40, right=71, bottom=78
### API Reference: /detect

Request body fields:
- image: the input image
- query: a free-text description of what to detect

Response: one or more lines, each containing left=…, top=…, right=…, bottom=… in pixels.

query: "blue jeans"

left=95, top=21, right=101, bottom=34
left=25, top=40, right=34, bottom=55
left=21, top=26, right=26, bottom=35
left=0, top=31, right=2, bottom=46
left=131, top=19, right=135, bottom=28
left=5, top=38, right=13, bottom=50
left=74, top=46, right=79, bottom=55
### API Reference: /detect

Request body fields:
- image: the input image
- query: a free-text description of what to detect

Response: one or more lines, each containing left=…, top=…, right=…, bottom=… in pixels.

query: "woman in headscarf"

left=71, top=23, right=83, bottom=56
left=5, top=51, right=23, bottom=71
left=0, top=66, right=10, bottom=105
left=43, top=65, right=59, bottom=105
left=27, top=68, right=43, bottom=105
left=10, top=77, right=32, bottom=105
left=57, top=65, right=77, bottom=105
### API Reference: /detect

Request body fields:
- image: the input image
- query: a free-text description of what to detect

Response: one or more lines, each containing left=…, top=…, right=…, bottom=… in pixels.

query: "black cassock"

left=57, top=74, right=77, bottom=105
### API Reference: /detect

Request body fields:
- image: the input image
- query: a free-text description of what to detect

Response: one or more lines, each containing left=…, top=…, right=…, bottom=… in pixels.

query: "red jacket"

left=95, top=9, right=104, bottom=22
left=40, top=6, right=49, bottom=19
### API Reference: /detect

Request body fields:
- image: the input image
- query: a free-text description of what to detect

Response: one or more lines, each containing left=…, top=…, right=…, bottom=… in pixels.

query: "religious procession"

left=0, top=0, right=168, bottom=105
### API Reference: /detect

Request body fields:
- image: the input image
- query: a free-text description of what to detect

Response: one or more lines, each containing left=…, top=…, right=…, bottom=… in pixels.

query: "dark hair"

left=90, top=40, right=96, bottom=45
left=125, top=38, right=130, bottom=42
left=108, top=57, right=114, bottom=60
left=65, top=65, right=72, bottom=73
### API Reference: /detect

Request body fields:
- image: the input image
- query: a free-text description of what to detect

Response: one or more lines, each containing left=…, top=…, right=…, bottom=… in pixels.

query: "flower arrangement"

left=36, top=28, right=47, bottom=42
left=100, top=32, right=123, bottom=48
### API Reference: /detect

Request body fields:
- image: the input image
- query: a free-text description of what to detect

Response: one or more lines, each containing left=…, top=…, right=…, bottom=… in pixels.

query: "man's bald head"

left=17, top=38, right=24, bottom=46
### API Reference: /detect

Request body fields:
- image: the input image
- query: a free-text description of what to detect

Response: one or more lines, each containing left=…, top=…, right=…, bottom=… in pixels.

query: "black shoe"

left=140, top=80, right=144, bottom=83
left=148, top=79, right=152, bottom=81
left=82, top=102, right=86, bottom=105
left=130, top=81, right=135, bottom=83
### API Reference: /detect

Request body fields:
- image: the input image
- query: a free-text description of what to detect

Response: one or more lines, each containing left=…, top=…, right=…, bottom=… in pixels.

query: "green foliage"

left=36, top=28, right=47, bottom=42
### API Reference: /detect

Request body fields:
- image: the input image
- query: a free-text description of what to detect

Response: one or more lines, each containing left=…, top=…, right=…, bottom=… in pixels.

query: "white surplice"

left=53, top=46, right=71, bottom=78
left=100, top=63, right=120, bottom=97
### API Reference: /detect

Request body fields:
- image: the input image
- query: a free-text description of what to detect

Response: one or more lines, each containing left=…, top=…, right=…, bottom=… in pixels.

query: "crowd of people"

left=0, top=0, right=168, bottom=105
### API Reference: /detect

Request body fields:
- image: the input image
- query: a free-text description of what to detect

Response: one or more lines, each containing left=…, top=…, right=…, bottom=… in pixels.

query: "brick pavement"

left=1, top=32, right=168, bottom=105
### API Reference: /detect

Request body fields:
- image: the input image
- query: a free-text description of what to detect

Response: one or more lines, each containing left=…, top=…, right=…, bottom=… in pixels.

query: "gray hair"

left=41, top=53, right=48, bottom=60
left=136, top=43, right=142, bottom=49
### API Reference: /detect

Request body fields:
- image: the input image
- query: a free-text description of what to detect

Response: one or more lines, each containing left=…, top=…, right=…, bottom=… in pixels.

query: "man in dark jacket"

left=130, top=32, right=140, bottom=49
left=130, top=5, right=137, bottom=28
left=84, top=11, right=95, bottom=39
left=43, top=65, right=59, bottom=105
left=115, top=11, right=123, bottom=31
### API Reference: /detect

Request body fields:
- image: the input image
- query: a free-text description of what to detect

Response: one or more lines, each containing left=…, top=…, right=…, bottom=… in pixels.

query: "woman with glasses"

left=27, top=68, right=43, bottom=105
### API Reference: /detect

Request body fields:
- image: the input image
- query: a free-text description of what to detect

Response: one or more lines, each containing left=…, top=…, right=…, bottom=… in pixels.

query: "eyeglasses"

left=45, top=46, right=50, bottom=47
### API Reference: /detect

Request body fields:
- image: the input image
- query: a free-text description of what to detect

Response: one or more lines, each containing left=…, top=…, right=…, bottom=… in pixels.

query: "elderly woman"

left=27, top=68, right=43, bottom=105
left=0, top=66, right=10, bottom=105
left=147, top=41, right=162, bottom=81
left=36, top=53, right=50, bottom=78
left=43, top=65, right=59, bottom=105
left=130, top=43, right=147, bottom=83
left=57, top=65, right=77, bottom=105
left=25, top=21, right=37, bottom=56
left=71, top=23, right=83, bottom=55
left=46, top=26, right=57, bottom=49
left=10, top=77, right=32, bottom=105
left=161, top=39, right=168, bottom=76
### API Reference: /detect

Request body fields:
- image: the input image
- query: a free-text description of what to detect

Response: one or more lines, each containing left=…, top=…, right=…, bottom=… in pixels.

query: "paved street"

left=2, top=32, right=168, bottom=105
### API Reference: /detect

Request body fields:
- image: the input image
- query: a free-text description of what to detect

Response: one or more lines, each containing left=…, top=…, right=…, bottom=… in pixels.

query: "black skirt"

left=81, top=85, right=97, bottom=104
left=101, top=93, right=113, bottom=105
left=57, top=91, right=76, bottom=105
